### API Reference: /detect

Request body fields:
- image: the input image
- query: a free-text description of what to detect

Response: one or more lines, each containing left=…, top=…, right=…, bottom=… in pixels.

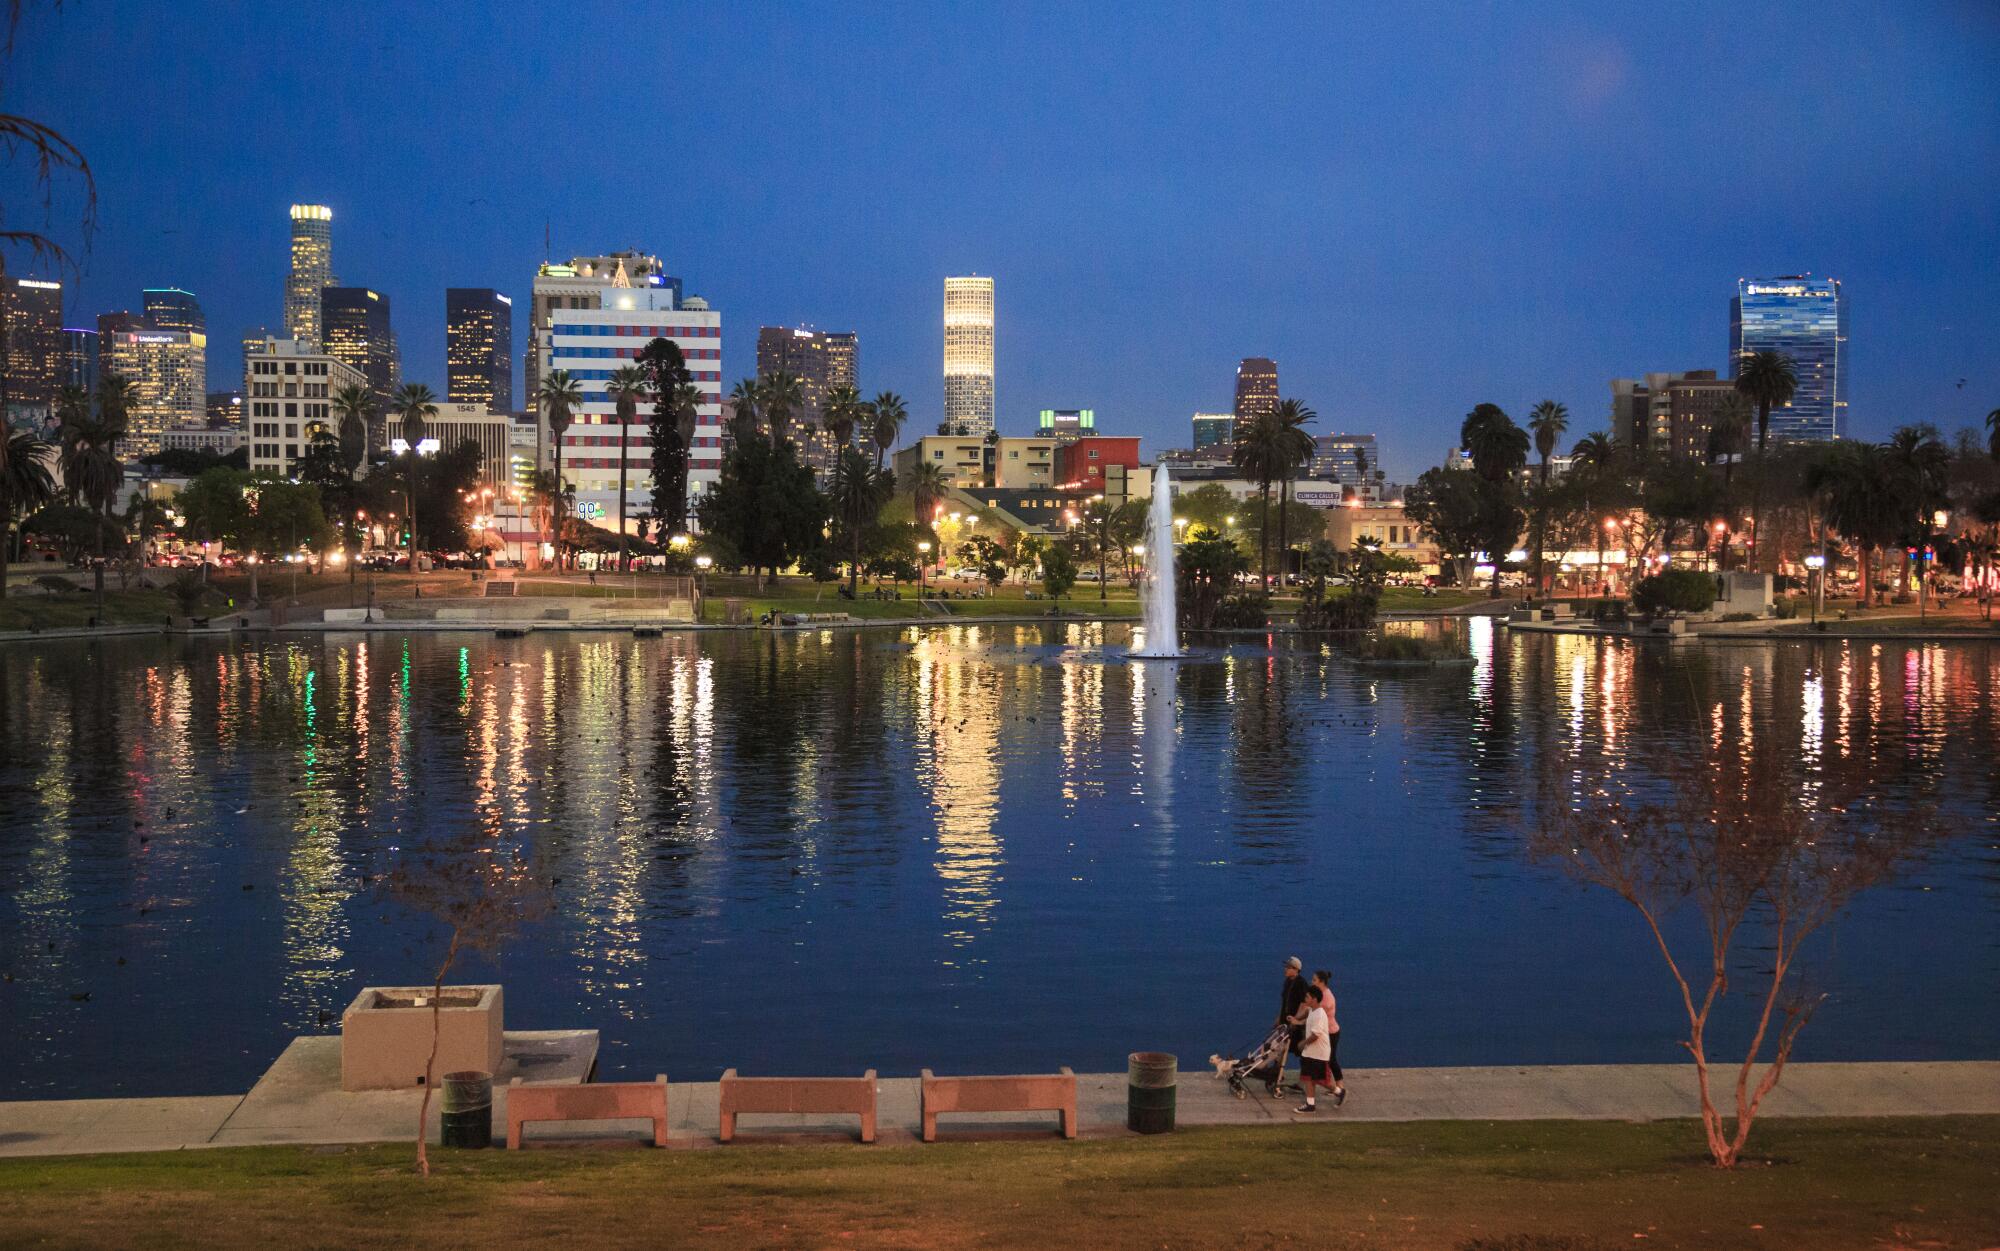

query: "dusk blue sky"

left=12, top=2, right=2000, bottom=481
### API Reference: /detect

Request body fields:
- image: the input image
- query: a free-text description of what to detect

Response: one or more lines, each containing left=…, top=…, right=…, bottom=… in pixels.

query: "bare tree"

left=381, top=836, right=551, bottom=1177
left=1531, top=752, right=1933, bottom=1167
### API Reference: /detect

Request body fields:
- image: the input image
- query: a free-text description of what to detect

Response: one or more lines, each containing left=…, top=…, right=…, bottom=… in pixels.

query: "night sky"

left=13, top=2, right=2000, bottom=480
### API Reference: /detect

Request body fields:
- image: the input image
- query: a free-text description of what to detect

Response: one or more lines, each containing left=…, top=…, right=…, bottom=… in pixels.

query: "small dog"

left=1207, top=1053, right=1235, bottom=1078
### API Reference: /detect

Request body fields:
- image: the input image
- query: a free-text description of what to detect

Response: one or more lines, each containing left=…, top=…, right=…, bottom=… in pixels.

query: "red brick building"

left=1054, top=436, right=1140, bottom=492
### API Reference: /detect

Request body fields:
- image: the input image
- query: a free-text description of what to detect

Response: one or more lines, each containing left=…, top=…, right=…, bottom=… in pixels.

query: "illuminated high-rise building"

left=285, top=205, right=334, bottom=345
left=1, top=274, right=63, bottom=412
left=1191, top=412, right=1235, bottom=450
left=541, top=283, right=723, bottom=523
left=943, top=275, right=994, bottom=434
left=1730, top=275, right=1847, bottom=441
left=1233, top=357, right=1278, bottom=426
left=320, top=286, right=397, bottom=416
left=446, top=287, right=513, bottom=411
left=142, top=287, right=205, bottom=336
left=756, top=325, right=860, bottom=472
left=59, top=327, right=99, bottom=392
left=100, top=323, right=206, bottom=456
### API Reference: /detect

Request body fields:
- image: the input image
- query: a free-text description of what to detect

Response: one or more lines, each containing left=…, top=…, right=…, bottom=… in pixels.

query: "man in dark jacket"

left=1271, top=955, right=1308, bottom=1094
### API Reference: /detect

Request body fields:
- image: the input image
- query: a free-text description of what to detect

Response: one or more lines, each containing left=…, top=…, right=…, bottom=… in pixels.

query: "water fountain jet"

left=1131, top=463, right=1181, bottom=659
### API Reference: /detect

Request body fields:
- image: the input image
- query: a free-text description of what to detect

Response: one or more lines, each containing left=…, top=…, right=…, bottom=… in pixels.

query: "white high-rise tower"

left=943, top=275, right=994, bottom=434
left=285, top=205, right=334, bottom=346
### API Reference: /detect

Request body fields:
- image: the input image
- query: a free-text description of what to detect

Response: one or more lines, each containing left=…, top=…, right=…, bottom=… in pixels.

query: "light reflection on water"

left=0, top=624, right=1995, bottom=1097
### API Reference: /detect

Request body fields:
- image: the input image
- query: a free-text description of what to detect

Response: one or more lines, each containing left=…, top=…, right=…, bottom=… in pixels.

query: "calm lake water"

left=0, top=622, right=1994, bottom=1098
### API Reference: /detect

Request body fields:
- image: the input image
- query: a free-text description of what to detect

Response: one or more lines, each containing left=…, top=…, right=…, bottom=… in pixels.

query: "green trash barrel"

left=439, top=1070, right=493, bottom=1149
left=1127, top=1052, right=1178, bottom=1134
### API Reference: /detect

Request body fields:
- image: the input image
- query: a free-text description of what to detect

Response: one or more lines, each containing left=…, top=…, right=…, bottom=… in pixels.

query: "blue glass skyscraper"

left=1730, top=275, right=1847, bottom=441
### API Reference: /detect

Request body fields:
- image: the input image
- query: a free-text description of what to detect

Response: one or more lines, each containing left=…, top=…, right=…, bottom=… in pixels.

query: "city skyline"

left=12, top=3, right=1999, bottom=481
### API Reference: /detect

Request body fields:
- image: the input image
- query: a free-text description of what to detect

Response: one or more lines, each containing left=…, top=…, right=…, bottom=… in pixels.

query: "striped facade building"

left=543, top=286, right=723, bottom=528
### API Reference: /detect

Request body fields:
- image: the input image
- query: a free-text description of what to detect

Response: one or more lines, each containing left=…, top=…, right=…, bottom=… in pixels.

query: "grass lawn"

left=0, top=1118, right=1993, bottom=1250
left=0, top=587, right=178, bottom=631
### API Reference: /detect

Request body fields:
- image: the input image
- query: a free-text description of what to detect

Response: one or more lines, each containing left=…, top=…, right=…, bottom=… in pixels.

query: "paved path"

left=2, top=1061, right=1994, bottom=1158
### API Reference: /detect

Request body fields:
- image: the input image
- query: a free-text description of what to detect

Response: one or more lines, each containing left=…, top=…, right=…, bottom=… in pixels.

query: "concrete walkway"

left=1, top=1061, right=1993, bottom=1159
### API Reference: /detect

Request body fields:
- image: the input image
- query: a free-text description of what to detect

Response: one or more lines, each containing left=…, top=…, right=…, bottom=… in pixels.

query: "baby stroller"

left=1227, top=1023, right=1295, bottom=1099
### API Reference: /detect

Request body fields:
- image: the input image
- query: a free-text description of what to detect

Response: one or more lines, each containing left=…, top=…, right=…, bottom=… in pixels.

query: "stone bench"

left=920, top=1067, right=1077, bottom=1142
left=717, top=1069, right=877, bottom=1143
left=506, top=1075, right=667, bottom=1148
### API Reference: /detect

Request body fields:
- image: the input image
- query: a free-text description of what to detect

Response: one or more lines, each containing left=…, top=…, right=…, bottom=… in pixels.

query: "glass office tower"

left=446, top=287, right=514, bottom=411
left=1730, top=275, right=1846, bottom=441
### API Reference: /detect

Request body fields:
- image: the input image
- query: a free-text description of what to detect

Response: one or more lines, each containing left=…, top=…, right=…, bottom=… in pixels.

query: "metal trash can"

left=439, top=1070, right=493, bottom=1149
left=1127, top=1052, right=1178, bottom=1134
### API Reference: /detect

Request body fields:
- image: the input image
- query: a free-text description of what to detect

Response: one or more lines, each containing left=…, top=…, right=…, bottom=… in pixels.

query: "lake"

left=0, top=622, right=1994, bottom=1098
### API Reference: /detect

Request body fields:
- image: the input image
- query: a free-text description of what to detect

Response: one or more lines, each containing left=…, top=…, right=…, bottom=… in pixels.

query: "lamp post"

left=917, top=540, right=932, bottom=597
left=1804, top=553, right=1826, bottom=624
left=694, top=553, right=712, bottom=619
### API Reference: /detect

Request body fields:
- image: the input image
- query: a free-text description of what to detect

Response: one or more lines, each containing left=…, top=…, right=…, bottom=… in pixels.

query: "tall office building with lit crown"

left=1233, top=358, right=1278, bottom=427
left=285, top=205, right=335, bottom=346
left=1730, top=275, right=1847, bottom=441
left=1, top=274, right=64, bottom=414
left=943, top=276, right=994, bottom=434
left=1192, top=412, right=1235, bottom=451
left=446, top=288, right=514, bottom=411
left=143, top=287, right=205, bottom=336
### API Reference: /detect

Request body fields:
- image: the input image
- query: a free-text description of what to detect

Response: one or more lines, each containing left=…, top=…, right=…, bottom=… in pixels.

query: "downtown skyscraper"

left=1731, top=275, right=1847, bottom=441
left=756, top=325, right=858, bottom=473
left=321, top=286, right=398, bottom=417
left=943, top=275, right=994, bottom=434
left=285, top=204, right=334, bottom=345
left=1234, top=357, right=1278, bottom=427
left=1, top=274, right=63, bottom=416
left=446, top=287, right=514, bottom=412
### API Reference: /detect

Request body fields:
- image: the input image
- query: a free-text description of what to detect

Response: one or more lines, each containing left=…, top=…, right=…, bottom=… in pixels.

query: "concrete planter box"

left=340, top=984, right=504, bottom=1091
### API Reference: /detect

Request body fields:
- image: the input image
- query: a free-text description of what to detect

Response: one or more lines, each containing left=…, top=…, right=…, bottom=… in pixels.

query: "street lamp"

left=917, top=540, right=932, bottom=596
left=694, top=553, right=712, bottom=616
left=1804, top=552, right=1826, bottom=624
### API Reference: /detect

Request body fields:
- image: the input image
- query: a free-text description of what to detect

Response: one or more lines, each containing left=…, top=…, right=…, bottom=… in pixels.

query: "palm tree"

left=1459, top=403, right=1530, bottom=595
left=1807, top=441, right=1900, bottom=607
left=761, top=370, right=803, bottom=449
left=821, top=385, right=862, bottom=454
left=392, top=383, right=439, bottom=566
left=1704, top=394, right=1753, bottom=571
left=1571, top=432, right=1620, bottom=586
left=908, top=460, right=949, bottom=527
left=1270, top=399, right=1316, bottom=584
left=0, top=428, right=56, bottom=597
left=1527, top=400, right=1569, bottom=594
left=1735, top=350, right=1799, bottom=568
left=1886, top=424, right=1950, bottom=614
left=606, top=366, right=652, bottom=571
left=538, top=370, right=583, bottom=567
left=728, top=377, right=762, bottom=445
left=869, top=391, right=907, bottom=471
left=664, top=379, right=703, bottom=538
left=1460, top=403, right=1529, bottom=481
left=332, top=383, right=374, bottom=584
left=1232, top=411, right=1282, bottom=586
left=829, top=447, right=889, bottom=595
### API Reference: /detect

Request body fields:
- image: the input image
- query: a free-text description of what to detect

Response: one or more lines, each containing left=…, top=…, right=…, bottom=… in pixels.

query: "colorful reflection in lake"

left=0, top=622, right=1994, bottom=1096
